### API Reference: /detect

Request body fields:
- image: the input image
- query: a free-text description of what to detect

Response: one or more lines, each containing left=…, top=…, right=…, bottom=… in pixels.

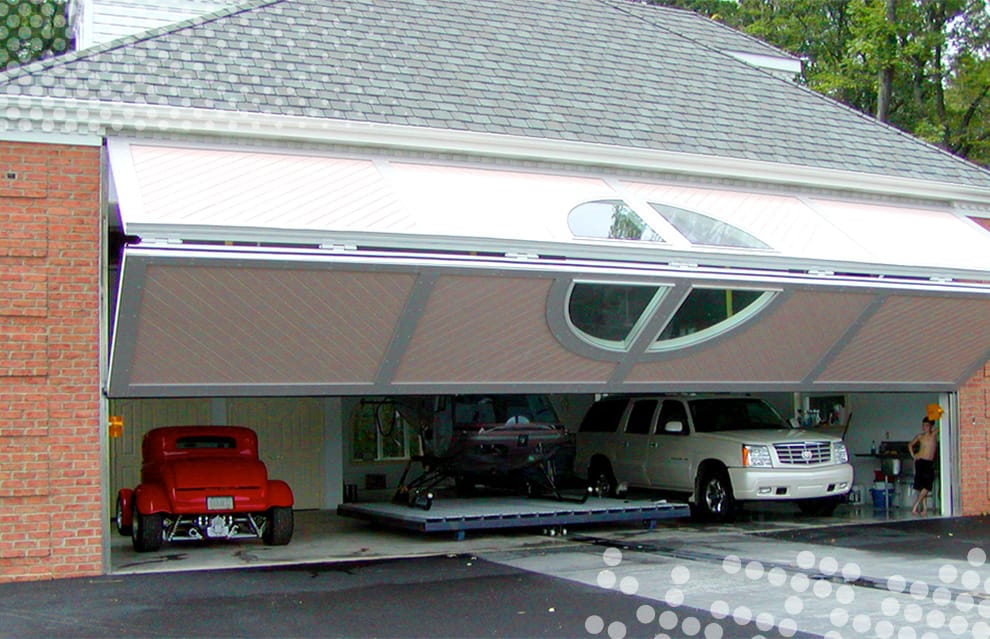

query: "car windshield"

left=689, top=398, right=785, bottom=432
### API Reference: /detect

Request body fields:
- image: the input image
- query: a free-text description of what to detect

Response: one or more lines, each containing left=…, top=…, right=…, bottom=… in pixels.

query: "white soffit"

left=107, top=139, right=990, bottom=282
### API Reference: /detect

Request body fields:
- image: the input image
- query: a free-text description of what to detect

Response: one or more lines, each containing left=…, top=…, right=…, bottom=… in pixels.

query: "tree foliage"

left=0, top=0, right=69, bottom=70
left=654, top=0, right=990, bottom=168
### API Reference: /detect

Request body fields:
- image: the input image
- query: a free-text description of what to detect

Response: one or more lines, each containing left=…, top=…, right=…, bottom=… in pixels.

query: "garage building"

left=2, top=0, right=990, bottom=582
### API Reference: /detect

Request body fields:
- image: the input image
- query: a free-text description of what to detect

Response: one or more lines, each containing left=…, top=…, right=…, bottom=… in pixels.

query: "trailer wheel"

left=263, top=507, right=294, bottom=546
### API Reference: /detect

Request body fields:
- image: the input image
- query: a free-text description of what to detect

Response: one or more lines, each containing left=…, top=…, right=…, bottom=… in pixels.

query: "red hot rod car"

left=115, top=426, right=295, bottom=552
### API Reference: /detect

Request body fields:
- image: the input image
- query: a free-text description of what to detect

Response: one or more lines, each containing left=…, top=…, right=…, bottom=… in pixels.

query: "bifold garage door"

left=105, top=139, right=990, bottom=397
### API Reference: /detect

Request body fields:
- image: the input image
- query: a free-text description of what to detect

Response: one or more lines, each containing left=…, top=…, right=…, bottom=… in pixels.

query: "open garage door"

left=105, top=140, right=990, bottom=397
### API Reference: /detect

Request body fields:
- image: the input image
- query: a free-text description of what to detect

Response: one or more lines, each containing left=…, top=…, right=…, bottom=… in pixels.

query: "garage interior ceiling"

left=106, top=139, right=990, bottom=398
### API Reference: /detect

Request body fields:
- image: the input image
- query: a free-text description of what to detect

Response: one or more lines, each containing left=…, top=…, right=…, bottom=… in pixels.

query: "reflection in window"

left=568, top=200, right=663, bottom=242
left=650, top=203, right=769, bottom=249
left=351, top=399, right=416, bottom=462
left=656, top=288, right=771, bottom=343
left=569, top=282, right=661, bottom=344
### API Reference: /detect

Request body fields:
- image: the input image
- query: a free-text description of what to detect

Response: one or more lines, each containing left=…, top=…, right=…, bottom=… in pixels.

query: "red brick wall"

left=960, top=362, right=990, bottom=515
left=0, top=141, right=102, bottom=582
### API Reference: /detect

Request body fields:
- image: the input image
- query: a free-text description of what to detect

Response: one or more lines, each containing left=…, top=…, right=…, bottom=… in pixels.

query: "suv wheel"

left=696, top=468, right=735, bottom=522
left=589, top=461, right=617, bottom=498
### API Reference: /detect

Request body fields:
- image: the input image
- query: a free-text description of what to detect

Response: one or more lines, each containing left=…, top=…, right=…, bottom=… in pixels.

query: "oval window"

left=568, top=282, right=663, bottom=346
left=654, top=288, right=775, bottom=350
left=568, top=200, right=663, bottom=242
left=650, top=202, right=769, bottom=249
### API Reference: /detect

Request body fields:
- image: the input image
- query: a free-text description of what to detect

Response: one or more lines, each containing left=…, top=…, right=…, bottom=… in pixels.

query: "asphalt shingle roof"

left=4, top=0, right=990, bottom=189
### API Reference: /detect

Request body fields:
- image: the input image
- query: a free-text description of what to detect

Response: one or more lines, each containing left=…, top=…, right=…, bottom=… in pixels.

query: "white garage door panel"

left=624, top=289, right=876, bottom=385
left=110, top=254, right=418, bottom=395
left=108, top=246, right=990, bottom=397
left=109, top=139, right=990, bottom=282
left=818, top=295, right=990, bottom=385
left=392, top=274, right=616, bottom=384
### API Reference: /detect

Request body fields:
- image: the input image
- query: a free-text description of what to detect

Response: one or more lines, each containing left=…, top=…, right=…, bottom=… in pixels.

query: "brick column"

left=0, top=141, right=102, bottom=582
left=959, top=363, right=990, bottom=515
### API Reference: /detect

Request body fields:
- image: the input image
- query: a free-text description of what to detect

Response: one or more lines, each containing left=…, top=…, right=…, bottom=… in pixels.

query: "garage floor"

left=109, top=498, right=921, bottom=576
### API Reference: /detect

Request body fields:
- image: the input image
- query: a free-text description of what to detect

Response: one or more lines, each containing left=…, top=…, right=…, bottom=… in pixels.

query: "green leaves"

left=654, top=0, right=990, bottom=167
left=0, top=0, right=69, bottom=70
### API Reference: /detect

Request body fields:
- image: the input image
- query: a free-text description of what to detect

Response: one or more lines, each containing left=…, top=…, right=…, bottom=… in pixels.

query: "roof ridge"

left=0, top=0, right=281, bottom=83
left=598, top=0, right=799, bottom=62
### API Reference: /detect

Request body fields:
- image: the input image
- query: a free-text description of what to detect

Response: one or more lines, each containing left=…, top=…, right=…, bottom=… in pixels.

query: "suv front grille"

left=774, top=441, right=831, bottom=465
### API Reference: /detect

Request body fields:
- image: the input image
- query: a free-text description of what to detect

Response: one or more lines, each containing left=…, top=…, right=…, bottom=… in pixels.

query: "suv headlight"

left=832, top=441, right=849, bottom=464
left=742, top=444, right=773, bottom=467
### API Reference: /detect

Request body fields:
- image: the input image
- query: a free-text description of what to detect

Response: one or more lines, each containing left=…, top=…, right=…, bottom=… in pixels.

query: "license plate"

left=207, top=496, right=234, bottom=511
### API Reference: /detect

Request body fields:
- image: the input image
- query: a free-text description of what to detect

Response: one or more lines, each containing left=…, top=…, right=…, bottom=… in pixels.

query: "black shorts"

left=913, top=459, right=935, bottom=491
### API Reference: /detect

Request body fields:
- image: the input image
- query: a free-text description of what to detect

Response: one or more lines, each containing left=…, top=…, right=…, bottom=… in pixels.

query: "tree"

left=0, top=0, right=70, bottom=70
left=652, top=0, right=990, bottom=167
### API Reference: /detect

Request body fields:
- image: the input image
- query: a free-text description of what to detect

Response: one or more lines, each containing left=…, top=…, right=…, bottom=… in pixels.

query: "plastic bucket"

left=870, top=487, right=895, bottom=509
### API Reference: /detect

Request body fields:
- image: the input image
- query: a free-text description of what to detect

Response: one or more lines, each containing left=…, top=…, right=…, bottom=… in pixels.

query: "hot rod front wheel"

left=114, top=495, right=132, bottom=536
left=131, top=510, right=164, bottom=552
left=263, top=507, right=294, bottom=546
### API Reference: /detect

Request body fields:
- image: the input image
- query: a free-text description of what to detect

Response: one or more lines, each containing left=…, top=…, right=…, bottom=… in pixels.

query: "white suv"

left=574, top=395, right=852, bottom=521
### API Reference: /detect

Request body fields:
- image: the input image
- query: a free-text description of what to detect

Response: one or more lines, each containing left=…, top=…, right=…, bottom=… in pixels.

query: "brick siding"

left=959, top=363, right=990, bottom=515
left=0, top=141, right=102, bottom=582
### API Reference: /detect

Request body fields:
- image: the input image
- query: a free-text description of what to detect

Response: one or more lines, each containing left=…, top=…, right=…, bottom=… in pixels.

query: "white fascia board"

left=0, top=129, right=102, bottom=146
left=726, top=51, right=803, bottom=76
left=7, top=95, right=990, bottom=206
left=122, top=243, right=990, bottom=297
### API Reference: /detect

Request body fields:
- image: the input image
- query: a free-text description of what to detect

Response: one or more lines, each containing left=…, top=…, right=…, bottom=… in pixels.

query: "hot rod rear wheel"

left=263, top=507, right=293, bottom=546
left=131, top=510, right=163, bottom=552
left=114, top=495, right=132, bottom=536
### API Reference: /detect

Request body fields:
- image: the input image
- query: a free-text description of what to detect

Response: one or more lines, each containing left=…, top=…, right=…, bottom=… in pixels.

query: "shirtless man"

left=909, top=417, right=939, bottom=515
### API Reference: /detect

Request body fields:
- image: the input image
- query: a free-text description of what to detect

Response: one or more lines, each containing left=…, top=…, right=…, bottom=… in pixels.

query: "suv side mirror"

left=663, top=420, right=684, bottom=434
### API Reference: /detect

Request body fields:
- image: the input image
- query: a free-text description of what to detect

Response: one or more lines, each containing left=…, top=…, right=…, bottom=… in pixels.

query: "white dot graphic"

left=745, top=560, right=764, bottom=580
left=658, top=610, right=678, bottom=630
left=949, top=615, right=969, bottom=635
left=888, top=574, right=907, bottom=593
left=819, top=556, right=839, bottom=575
left=585, top=615, right=604, bottom=634
left=939, top=564, right=959, bottom=584
left=796, top=550, right=816, bottom=569
left=969, top=548, right=987, bottom=567
left=606, top=620, right=626, bottom=639
left=767, top=566, right=787, bottom=587
left=597, top=569, right=616, bottom=589
left=635, top=605, right=655, bottom=624
left=704, top=622, right=724, bottom=639
left=933, top=586, right=952, bottom=606
left=681, top=616, right=701, bottom=636
left=842, top=562, right=862, bottom=581
left=784, top=595, right=803, bottom=615
left=829, top=607, right=848, bottom=627
left=709, top=600, right=730, bottom=620
left=732, top=605, right=752, bottom=625
left=618, top=576, right=638, bottom=595
left=722, top=555, right=741, bottom=575
left=671, top=565, right=690, bottom=585
left=602, top=547, right=622, bottom=566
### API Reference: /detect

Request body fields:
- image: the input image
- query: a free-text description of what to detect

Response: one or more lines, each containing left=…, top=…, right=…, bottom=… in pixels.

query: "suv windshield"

left=689, top=398, right=785, bottom=432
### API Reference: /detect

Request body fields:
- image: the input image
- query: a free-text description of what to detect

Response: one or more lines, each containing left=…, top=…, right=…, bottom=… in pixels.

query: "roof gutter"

left=4, top=95, right=990, bottom=208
